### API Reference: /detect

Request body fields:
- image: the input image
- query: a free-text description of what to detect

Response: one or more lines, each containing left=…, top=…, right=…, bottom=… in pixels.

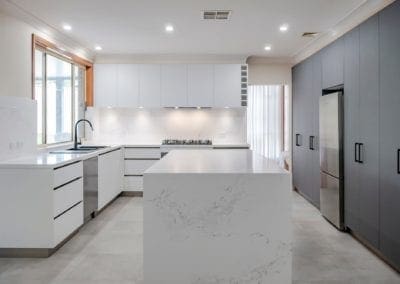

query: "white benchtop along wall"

left=86, top=107, right=246, bottom=145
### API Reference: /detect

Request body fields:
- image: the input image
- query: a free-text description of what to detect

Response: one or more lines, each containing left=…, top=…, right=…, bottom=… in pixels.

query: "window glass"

left=35, top=49, right=44, bottom=144
left=45, top=54, right=73, bottom=144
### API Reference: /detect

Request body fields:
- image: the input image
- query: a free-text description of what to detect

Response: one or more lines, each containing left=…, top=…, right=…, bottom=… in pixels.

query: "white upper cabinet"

left=94, top=63, right=244, bottom=108
left=94, top=64, right=117, bottom=107
left=187, top=64, right=214, bottom=107
left=117, top=64, right=139, bottom=107
left=161, top=65, right=188, bottom=107
left=139, top=65, right=161, bottom=107
left=214, top=64, right=242, bottom=107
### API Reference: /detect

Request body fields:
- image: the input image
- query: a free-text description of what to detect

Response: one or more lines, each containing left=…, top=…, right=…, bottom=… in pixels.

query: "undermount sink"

left=50, top=146, right=109, bottom=154
left=67, top=146, right=108, bottom=151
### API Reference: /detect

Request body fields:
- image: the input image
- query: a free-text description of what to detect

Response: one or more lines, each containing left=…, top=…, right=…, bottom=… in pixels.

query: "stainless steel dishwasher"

left=83, top=156, right=98, bottom=222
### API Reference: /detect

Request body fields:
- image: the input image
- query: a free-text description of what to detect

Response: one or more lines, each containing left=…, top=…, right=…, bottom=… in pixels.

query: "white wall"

left=85, top=107, right=246, bottom=145
left=0, top=12, right=34, bottom=98
left=0, top=96, right=36, bottom=160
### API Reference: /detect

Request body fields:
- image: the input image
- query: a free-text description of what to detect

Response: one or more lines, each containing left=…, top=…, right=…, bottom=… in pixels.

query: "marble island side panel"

left=143, top=172, right=292, bottom=284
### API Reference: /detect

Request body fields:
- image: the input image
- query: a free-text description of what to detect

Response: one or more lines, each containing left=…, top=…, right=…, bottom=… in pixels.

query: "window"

left=34, top=48, right=86, bottom=145
left=247, top=85, right=290, bottom=161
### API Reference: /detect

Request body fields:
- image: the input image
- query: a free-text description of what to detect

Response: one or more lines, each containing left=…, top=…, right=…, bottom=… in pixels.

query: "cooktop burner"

left=162, top=139, right=212, bottom=145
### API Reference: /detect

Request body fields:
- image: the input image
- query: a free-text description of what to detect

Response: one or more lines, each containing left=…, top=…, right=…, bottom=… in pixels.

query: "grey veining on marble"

left=144, top=166, right=292, bottom=284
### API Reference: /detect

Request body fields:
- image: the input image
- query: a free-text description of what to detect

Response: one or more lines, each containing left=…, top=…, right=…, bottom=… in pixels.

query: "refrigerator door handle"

left=309, top=136, right=315, bottom=150
left=358, top=143, right=364, bottom=164
left=397, top=149, right=400, bottom=174
left=355, top=143, right=359, bottom=163
left=296, top=134, right=301, bottom=146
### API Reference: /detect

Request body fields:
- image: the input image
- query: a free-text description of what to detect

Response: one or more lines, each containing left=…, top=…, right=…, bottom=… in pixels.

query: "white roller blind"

left=247, top=85, right=284, bottom=161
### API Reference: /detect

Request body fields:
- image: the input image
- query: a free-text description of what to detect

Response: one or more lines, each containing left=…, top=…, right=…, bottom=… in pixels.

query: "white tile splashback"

left=0, top=96, right=36, bottom=160
left=85, top=107, right=246, bottom=145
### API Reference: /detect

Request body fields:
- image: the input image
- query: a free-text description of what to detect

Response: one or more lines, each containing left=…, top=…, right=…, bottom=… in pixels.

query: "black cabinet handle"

left=358, top=143, right=364, bottom=164
left=397, top=149, right=400, bottom=174
left=309, top=136, right=315, bottom=150
left=355, top=143, right=359, bottom=163
left=296, top=134, right=301, bottom=146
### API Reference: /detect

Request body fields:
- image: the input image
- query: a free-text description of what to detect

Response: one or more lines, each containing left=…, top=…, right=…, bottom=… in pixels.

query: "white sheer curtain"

left=247, top=85, right=284, bottom=161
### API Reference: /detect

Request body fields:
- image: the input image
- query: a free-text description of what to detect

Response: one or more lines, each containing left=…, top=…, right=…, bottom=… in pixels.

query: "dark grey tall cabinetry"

left=292, top=54, right=321, bottom=208
left=343, top=15, right=380, bottom=248
left=292, top=0, right=400, bottom=271
left=379, top=0, right=400, bottom=269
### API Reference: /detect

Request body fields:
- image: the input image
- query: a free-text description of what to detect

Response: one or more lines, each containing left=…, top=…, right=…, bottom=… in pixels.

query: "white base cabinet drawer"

left=124, top=176, right=143, bottom=191
left=124, top=147, right=161, bottom=159
left=54, top=178, right=83, bottom=217
left=124, top=159, right=158, bottom=175
left=54, top=162, right=83, bottom=188
left=54, top=202, right=83, bottom=246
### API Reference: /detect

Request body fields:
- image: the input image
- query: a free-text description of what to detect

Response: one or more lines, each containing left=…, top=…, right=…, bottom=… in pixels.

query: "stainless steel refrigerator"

left=319, top=91, right=344, bottom=230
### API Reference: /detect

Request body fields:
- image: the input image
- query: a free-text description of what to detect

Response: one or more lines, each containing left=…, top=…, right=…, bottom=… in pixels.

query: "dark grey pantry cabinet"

left=292, top=54, right=321, bottom=208
left=292, top=0, right=400, bottom=271
left=379, top=0, right=400, bottom=269
left=343, top=14, right=380, bottom=248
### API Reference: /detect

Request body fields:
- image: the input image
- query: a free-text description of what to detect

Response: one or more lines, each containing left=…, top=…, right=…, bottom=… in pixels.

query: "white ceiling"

left=8, top=0, right=366, bottom=57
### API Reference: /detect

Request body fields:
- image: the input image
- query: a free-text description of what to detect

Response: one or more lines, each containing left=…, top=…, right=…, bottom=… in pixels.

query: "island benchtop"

left=145, top=149, right=288, bottom=174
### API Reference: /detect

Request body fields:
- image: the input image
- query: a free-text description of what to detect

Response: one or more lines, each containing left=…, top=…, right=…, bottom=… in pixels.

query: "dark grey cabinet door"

left=311, top=52, right=322, bottom=207
left=292, top=59, right=314, bottom=203
left=302, top=58, right=314, bottom=202
left=379, top=0, right=400, bottom=269
left=343, top=27, right=360, bottom=232
left=358, top=14, right=380, bottom=247
left=322, top=38, right=345, bottom=89
left=292, top=64, right=303, bottom=191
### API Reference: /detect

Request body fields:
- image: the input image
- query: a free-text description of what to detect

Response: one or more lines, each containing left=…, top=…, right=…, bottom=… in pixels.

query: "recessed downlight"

left=95, top=45, right=102, bottom=51
left=62, top=24, right=72, bottom=31
left=279, top=24, right=289, bottom=32
left=264, top=44, right=272, bottom=51
left=165, top=24, right=174, bottom=33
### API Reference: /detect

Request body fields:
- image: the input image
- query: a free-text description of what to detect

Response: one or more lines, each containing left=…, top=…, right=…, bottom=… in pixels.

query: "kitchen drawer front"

left=53, top=202, right=83, bottom=246
left=54, top=178, right=83, bottom=218
left=124, top=159, right=158, bottom=175
left=124, top=147, right=161, bottom=159
left=124, top=176, right=143, bottom=191
left=53, top=161, right=83, bottom=188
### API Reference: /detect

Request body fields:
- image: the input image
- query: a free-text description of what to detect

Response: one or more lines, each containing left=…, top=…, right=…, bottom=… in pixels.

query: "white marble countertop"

left=145, top=149, right=287, bottom=174
left=0, top=143, right=250, bottom=169
left=0, top=145, right=122, bottom=169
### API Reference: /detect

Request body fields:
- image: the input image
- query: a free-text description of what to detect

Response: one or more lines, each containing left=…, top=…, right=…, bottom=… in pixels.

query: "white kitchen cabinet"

left=98, top=148, right=123, bottom=210
left=161, top=64, right=188, bottom=107
left=117, top=64, right=139, bottom=107
left=139, top=64, right=161, bottom=107
left=123, top=147, right=161, bottom=192
left=188, top=64, right=214, bottom=107
left=214, top=64, right=242, bottom=107
left=94, top=64, right=117, bottom=107
left=0, top=161, right=84, bottom=252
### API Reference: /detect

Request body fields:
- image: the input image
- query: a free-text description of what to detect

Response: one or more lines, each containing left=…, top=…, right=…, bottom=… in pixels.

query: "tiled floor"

left=0, top=192, right=399, bottom=284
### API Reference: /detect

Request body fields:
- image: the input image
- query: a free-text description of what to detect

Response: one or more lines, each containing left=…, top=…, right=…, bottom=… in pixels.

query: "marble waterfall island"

left=143, top=149, right=292, bottom=284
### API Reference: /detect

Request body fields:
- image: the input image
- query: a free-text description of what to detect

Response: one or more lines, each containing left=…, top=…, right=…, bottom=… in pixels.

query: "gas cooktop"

left=162, top=139, right=212, bottom=145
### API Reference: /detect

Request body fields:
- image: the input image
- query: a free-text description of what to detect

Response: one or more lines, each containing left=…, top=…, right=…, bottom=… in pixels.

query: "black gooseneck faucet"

left=74, top=119, right=94, bottom=150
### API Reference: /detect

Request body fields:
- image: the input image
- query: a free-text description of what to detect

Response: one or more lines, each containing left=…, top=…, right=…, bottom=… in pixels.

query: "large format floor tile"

left=0, top=192, right=399, bottom=283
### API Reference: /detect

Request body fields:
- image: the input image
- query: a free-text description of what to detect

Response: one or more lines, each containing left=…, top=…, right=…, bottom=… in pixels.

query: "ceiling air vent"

left=302, top=32, right=319, bottom=38
left=203, top=10, right=231, bottom=20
